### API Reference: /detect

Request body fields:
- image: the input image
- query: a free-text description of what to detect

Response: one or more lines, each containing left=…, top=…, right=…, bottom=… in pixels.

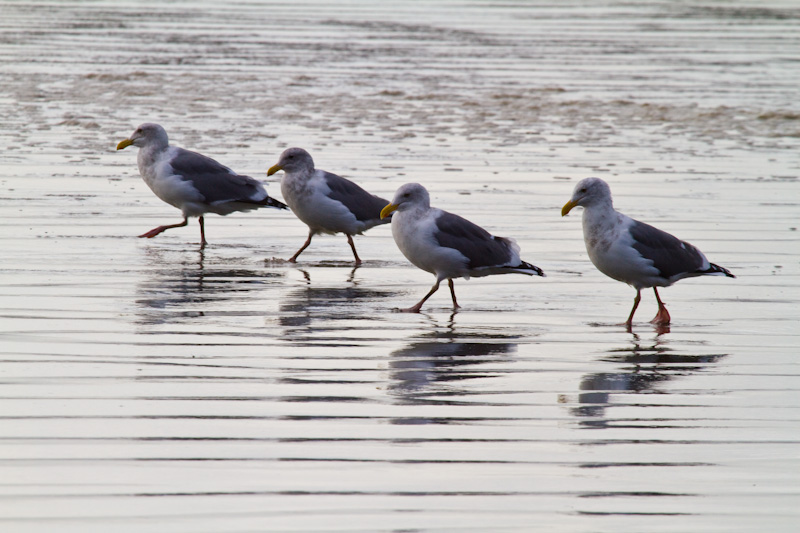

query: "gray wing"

left=629, top=220, right=706, bottom=279
left=170, top=148, right=264, bottom=203
left=433, top=211, right=514, bottom=269
left=322, top=171, right=389, bottom=222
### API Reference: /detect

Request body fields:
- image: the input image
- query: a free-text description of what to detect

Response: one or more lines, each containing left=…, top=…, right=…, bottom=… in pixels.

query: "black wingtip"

left=704, top=263, right=735, bottom=278
left=264, top=197, right=289, bottom=210
left=520, top=261, right=546, bottom=277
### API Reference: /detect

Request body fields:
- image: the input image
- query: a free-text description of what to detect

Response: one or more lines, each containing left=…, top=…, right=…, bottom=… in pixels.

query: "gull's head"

left=381, top=182, right=430, bottom=219
left=116, top=123, right=168, bottom=151
left=267, top=147, right=314, bottom=176
left=561, top=177, right=612, bottom=216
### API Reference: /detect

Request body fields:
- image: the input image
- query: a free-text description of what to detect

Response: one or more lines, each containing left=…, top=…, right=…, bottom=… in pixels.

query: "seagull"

left=380, top=182, right=545, bottom=313
left=267, top=147, right=391, bottom=264
left=561, top=177, right=735, bottom=327
left=117, top=123, right=287, bottom=246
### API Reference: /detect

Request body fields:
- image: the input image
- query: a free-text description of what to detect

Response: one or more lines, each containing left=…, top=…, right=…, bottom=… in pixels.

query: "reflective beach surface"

left=1, top=1, right=799, bottom=531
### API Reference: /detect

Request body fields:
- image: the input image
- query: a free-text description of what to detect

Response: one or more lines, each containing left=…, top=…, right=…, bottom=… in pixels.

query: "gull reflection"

left=277, top=266, right=395, bottom=341
left=135, top=246, right=283, bottom=326
left=388, top=313, right=519, bottom=409
left=570, top=332, right=727, bottom=428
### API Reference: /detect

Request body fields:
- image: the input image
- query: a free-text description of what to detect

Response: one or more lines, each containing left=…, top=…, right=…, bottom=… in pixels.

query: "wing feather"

left=169, top=148, right=265, bottom=204
left=629, top=220, right=706, bottom=279
left=433, top=211, right=514, bottom=269
left=322, top=171, right=388, bottom=223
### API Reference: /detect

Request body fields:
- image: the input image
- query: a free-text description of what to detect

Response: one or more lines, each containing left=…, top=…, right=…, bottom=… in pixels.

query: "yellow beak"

left=561, top=199, right=579, bottom=217
left=116, top=139, right=133, bottom=150
left=267, top=164, right=282, bottom=176
left=380, top=203, right=398, bottom=219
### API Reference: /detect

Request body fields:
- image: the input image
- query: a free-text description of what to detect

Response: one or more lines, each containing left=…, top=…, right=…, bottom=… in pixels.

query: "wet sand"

left=1, top=1, right=799, bottom=532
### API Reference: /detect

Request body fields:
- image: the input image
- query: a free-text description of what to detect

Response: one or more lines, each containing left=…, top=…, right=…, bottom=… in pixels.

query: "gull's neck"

left=137, top=141, right=170, bottom=177
left=581, top=196, right=619, bottom=233
left=400, top=202, right=432, bottom=223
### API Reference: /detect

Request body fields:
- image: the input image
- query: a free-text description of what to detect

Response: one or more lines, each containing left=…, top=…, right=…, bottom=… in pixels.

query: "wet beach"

left=1, top=1, right=799, bottom=531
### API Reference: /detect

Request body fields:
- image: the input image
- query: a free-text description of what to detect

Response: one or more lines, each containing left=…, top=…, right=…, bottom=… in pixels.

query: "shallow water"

left=1, top=1, right=799, bottom=531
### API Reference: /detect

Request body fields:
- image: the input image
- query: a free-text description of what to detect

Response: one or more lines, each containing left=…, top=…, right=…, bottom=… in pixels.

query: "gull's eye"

left=579, top=188, right=587, bottom=193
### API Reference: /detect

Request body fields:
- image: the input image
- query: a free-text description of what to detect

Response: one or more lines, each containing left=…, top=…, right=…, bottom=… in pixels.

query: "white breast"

left=393, top=209, right=468, bottom=280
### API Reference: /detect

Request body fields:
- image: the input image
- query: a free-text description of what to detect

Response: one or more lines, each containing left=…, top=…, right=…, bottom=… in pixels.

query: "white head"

left=116, top=123, right=169, bottom=151
left=267, top=147, right=315, bottom=176
left=561, top=177, right=613, bottom=216
left=380, top=182, right=431, bottom=219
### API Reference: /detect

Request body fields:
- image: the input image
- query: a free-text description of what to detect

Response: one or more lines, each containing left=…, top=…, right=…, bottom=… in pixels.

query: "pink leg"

left=289, top=232, right=314, bottom=263
left=346, top=234, right=362, bottom=265
left=625, top=289, right=642, bottom=328
left=448, top=279, right=460, bottom=309
left=198, top=216, right=207, bottom=247
left=401, top=280, right=441, bottom=313
left=139, top=216, right=188, bottom=239
left=650, top=288, right=671, bottom=325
